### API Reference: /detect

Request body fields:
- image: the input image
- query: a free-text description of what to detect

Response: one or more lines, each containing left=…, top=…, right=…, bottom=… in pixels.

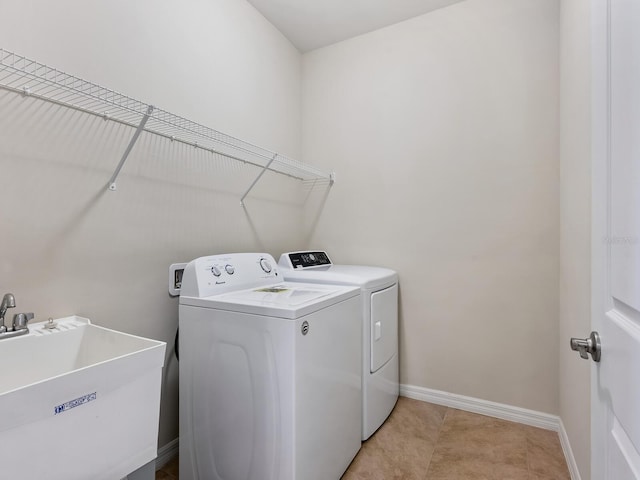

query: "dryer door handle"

left=374, top=321, right=382, bottom=341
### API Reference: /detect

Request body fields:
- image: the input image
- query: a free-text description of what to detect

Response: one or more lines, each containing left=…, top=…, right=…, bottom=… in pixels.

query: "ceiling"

left=246, top=0, right=466, bottom=53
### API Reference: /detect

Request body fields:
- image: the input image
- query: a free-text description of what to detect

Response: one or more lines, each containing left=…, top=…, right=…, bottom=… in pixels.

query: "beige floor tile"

left=524, top=426, right=571, bottom=479
left=425, top=456, right=530, bottom=480
left=432, top=409, right=529, bottom=468
left=155, top=470, right=176, bottom=480
left=380, top=397, right=448, bottom=444
left=155, top=457, right=179, bottom=479
left=165, top=398, right=572, bottom=480
left=342, top=397, right=446, bottom=480
left=162, top=457, right=179, bottom=477
left=528, top=474, right=569, bottom=480
left=342, top=439, right=432, bottom=480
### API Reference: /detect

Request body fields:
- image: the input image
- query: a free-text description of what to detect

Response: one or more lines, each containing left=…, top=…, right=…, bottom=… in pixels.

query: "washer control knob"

left=211, top=266, right=222, bottom=277
left=260, top=258, right=272, bottom=273
left=225, top=264, right=235, bottom=275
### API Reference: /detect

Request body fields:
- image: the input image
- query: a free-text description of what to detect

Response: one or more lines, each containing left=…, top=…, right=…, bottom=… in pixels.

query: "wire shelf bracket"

left=240, top=153, right=277, bottom=207
left=0, top=48, right=335, bottom=199
left=108, top=104, right=154, bottom=191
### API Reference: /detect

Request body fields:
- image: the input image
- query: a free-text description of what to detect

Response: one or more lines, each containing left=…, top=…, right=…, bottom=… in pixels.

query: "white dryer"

left=178, top=253, right=361, bottom=480
left=278, top=251, right=399, bottom=440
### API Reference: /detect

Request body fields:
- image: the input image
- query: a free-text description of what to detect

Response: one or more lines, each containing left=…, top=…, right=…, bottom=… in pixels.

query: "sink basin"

left=0, top=316, right=166, bottom=480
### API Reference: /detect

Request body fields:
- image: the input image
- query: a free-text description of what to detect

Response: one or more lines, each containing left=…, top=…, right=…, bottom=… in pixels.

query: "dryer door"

left=370, top=283, right=398, bottom=373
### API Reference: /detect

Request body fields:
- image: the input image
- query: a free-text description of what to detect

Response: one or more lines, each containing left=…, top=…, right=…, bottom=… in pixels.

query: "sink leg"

left=124, top=459, right=156, bottom=480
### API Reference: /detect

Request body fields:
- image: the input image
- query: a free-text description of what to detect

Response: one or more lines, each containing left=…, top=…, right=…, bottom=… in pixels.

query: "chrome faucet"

left=0, top=293, right=32, bottom=339
left=0, top=293, right=16, bottom=333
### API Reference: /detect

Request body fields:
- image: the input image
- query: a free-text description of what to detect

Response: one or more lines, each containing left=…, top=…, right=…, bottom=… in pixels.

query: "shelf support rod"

left=108, top=105, right=155, bottom=191
left=240, top=153, right=278, bottom=207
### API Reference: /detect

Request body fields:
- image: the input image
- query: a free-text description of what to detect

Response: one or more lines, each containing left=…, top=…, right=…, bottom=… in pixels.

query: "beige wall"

left=559, top=0, right=592, bottom=477
left=0, top=0, right=305, bottom=448
left=301, top=0, right=561, bottom=414
left=1, top=0, right=593, bottom=470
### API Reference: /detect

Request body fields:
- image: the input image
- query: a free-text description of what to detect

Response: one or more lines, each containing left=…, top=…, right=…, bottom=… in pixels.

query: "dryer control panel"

left=281, top=251, right=332, bottom=269
left=180, top=253, right=279, bottom=298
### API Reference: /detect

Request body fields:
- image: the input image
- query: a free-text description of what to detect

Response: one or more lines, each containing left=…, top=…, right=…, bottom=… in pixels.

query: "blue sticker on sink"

left=54, top=392, right=97, bottom=415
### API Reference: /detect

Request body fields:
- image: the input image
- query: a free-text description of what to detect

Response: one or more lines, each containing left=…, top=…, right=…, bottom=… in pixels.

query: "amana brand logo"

left=54, top=392, right=97, bottom=415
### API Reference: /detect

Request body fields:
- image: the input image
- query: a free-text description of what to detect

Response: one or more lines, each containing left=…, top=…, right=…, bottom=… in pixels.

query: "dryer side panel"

left=370, top=283, right=399, bottom=373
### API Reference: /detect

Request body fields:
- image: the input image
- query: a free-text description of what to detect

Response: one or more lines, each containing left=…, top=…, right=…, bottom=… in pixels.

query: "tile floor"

left=155, top=397, right=571, bottom=480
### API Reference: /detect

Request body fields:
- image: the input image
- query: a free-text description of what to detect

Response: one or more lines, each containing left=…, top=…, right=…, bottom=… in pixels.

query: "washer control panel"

left=180, top=253, right=279, bottom=298
left=280, top=251, right=332, bottom=269
left=260, top=258, right=273, bottom=273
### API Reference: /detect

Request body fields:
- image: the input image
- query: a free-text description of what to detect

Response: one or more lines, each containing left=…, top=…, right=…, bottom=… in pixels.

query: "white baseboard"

left=400, top=384, right=581, bottom=480
left=400, top=383, right=560, bottom=430
left=558, top=418, right=583, bottom=480
left=156, top=438, right=179, bottom=470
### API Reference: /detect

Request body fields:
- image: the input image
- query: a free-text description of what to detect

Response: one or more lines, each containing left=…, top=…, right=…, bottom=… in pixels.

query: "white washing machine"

left=278, top=251, right=399, bottom=440
left=178, top=253, right=362, bottom=480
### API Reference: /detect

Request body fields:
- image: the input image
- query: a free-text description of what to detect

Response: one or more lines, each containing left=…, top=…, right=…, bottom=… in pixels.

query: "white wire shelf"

left=0, top=48, right=334, bottom=202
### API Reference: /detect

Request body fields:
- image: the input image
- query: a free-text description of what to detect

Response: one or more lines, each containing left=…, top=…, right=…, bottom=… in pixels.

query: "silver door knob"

left=570, top=331, right=601, bottom=362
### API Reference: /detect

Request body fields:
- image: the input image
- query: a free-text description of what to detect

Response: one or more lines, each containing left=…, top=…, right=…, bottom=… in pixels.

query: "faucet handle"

left=13, top=312, right=34, bottom=330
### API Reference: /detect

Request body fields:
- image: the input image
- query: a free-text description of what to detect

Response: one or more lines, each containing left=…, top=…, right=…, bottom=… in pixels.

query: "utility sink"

left=0, top=316, right=166, bottom=480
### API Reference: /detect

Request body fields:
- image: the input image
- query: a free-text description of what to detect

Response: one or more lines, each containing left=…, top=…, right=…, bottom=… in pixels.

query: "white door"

left=591, top=0, right=640, bottom=478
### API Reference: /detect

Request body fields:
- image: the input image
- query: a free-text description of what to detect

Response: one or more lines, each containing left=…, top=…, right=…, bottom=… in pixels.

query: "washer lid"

left=180, top=282, right=359, bottom=319
left=278, top=264, right=397, bottom=290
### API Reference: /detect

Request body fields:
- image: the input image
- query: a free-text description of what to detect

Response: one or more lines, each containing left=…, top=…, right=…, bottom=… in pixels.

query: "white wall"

left=0, top=0, right=304, bottom=448
left=302, top=0, right=560, bottom=414
left=559, top=0, right=591, bottom=477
